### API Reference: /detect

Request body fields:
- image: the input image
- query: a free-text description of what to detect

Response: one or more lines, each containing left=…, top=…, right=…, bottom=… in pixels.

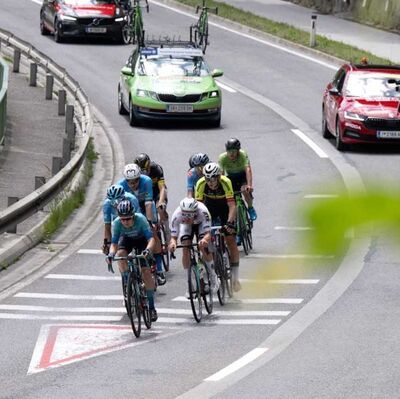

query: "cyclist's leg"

left=198, top=226, right=218, bottom=293
left=117, top=236, right=135, bottom=283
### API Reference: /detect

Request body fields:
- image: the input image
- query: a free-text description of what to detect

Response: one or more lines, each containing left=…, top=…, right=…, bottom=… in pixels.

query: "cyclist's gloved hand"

left=225, top=221, right=236, bottom=234
left=102, top=240, right=111, bottom=255
left=142, top=249, right=151, bottom=258
left=106, top=252, right=115, bottom=273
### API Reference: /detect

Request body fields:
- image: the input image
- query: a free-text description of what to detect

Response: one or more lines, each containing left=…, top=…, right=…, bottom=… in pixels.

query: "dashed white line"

left=216, top=81, right=237, bottom=93
left=274, top=226, right=314, bottom=231
left=304, top=194, right=339, bottom=199
left=173, top=297, right=303, bottom=304
left=45, top=274, right=119, bottom=281
left=14, top=293, right=122, bottom=300
left=77, top=249, right=103, bottom=255
left=246, top=253, right=334, bottom=259
left=291, top=129, right=329, bottom=158
left=241, top=279, right=319, bottom=285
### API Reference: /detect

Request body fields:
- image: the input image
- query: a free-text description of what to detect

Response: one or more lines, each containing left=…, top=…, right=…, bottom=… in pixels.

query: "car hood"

left=135, top=76, right=218, bottom=94
left=61, top=4, right=116, bottom=18
left=345, top=98, right=400, bottom=118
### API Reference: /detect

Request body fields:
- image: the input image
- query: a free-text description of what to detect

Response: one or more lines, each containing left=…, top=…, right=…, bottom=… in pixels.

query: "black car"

left=40, top=0, right=130, bottom=43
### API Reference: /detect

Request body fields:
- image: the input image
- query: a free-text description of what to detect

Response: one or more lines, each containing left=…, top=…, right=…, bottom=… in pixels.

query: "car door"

left=42, top=0, right=56, bottom=30
left=325, top=68, right=346, bottom=134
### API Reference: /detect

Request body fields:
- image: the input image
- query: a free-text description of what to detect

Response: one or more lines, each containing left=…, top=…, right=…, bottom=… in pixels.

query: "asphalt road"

left=0, top=0, right=399, bottom=398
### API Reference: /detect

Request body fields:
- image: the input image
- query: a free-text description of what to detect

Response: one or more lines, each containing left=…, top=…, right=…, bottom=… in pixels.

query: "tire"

left=223, top=252, right=233, bottom=298
left=158, top=226, right=169, bottom=272
left=126, top=274, right=141, bottom=337
left=118, top=84, right=128, bottom=115
left=202, top=264, right=213, bottom=314
left=54, top=19, right=64, bottom=43
left=322, top=108, right=331, bottom=139
left=121, top=278, right=129, bottom=315
left=121, top=23, right=131, bottom=44
left=140, top=283, right=152, bottom=329
left=40, top=14, right=50, bottom=36
left=188, top=264, right=202, bottom=323
left=214, top=251, right=226, bottom=306
left=246, top=212, right=253, bottom=250
left=238, top=208, right=249, bottom=255
left=209, top=113, right=221, bottom=128
left=198, top=21, right=208, bottom=53
left=129, top=98, right=141, bottom=127
left=335, top=119, right=348, bottom=151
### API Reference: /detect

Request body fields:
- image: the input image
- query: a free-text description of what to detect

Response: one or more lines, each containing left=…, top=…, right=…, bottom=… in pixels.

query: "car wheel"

left=335, top=119, right=348, bottom=151
left=120, top=24, right=131, bottom=45
left=54, top=19, right=64, bottom=43
left=322, top=107, right=331, bottom=139
left=40, top=13, right=50, bottom=36
left=129, top=98, right=141, bottom=127
left=118, top=84, right=128, bottom=115
left=209, top=113, right=221, bottom=128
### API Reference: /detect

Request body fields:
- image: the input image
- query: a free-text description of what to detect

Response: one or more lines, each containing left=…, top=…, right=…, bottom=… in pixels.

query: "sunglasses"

left=120, top=216, right=133, bottom=222
left=205, top=176, right=219, bottom=183
left=127, top=178, right=139, bottom=185
left=182, top=212, right=195, bottom=218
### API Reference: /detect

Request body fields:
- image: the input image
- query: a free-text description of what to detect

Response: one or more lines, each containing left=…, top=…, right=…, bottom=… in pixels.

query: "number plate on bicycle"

left=86, top=27, right=107, bottom=34
left=166, top=104, right=193, bottom=113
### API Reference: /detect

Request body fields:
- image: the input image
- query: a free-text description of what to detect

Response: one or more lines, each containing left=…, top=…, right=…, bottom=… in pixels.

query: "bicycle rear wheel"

left=188, top=263, right=202, bottom=323
left=202, top=264, right=213, bottom=314
left=199, top=23, right=208, bottom=53
left=214, top=251, right=226, bottom=306
left=126, top=274, right=142, bottom=337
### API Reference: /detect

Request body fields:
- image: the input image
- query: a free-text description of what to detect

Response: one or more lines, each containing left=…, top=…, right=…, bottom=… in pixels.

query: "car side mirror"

left=211, top=69, right=223, bottom=78
left=121, top=66, right=134, bottom=77
left=328, top=87, right=340, bottom=96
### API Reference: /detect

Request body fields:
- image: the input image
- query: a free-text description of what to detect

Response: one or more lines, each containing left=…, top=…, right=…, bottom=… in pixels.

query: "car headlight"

left=115, top=17, right=124, bottom=22
left=59, top=14, right=77, bottom=21
left=136, top=89, right=158, bottom=101
left=209, top=90, right=219, bottom=98
left=201, top=91, right=219, bottom=100
left=344, top=111, right=365, bottom=121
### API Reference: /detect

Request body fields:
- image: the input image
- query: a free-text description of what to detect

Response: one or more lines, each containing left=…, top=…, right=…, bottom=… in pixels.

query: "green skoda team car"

left=118, top=46, right=223, bottom=127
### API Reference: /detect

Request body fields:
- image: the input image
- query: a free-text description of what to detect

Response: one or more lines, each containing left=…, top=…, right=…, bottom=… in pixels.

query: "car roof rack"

left=351, top=63, right=400, bottom=70
left=142, top=35, right=199, bottom=48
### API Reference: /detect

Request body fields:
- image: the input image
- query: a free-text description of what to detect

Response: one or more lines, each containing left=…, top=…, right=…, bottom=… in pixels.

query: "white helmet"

left=180, top=197, right=198, bottom=213
left=123, top=163, right=141, bottom=180
left=203, top=162, right=221, bottom=179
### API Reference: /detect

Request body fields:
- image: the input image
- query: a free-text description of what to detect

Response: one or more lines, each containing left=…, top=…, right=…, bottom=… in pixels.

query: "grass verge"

left=176, top=0, right=392, bottom=64
left=43, top=137, right=98, bottom=239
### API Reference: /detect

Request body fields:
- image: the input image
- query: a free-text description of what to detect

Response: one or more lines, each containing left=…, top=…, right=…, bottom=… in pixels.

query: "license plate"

left=377, top=131, right=400, bottom=138
left=86, top=27, right=107, bottom=34
left=166, top=104, right=193, bottom=113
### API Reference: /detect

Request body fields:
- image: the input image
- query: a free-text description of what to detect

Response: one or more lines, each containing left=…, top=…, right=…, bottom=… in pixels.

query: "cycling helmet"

left=117, top=199, right=134, bottom=216
left=225, top=138, right=241, bottom=151
left=180, top=197, right=198, bottom=213
left=107, top=184, right=125, bottom=203
left=123, top=163, right=141, bottom=180
left=134, top=153, right=150, bottom=170
left=189, top=153, right=210, bottom=168
left=203, top=162, right=221, bottom=179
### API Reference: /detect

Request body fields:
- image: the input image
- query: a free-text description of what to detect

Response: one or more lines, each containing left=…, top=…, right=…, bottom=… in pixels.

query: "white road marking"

left=31, top=0, right=41, bottom=4
left=172, top=297, right=303, bottom=304
left=241, top=279, right=319, bottom=285
left=0, top=305, right=290, bottom=317
left=15, top=293, right=123, bottom=300
left=205, top=348, right=268, bottom=381
left=45, top=274, right=119, bottom=281
left=77, top=249, right=103, bottom=255
left=274, top=226, right=313, bottom=231
left=246, top=253, right=334, bottom=259
left=216, top=81, right=237, bottom=93
left=0, top=313, right=123, bottom=321
left=304, top=194, right=339, bottom=198
left=156, top=317, right=281, bottom=325
left=291, top=129, right=329, bottom=158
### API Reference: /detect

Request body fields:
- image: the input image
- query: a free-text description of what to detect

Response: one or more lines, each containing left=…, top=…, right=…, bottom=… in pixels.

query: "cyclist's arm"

left=143, top=177, right=155, bottom=221
left=245, top=164, right=253, bottom=189
left=195, top=178, right=206, bottom=202
left=104, top=224, right=112, bottom=244
left=158, top=180, right=167, bottom=206
left=222, top=176, right=236, bottom=223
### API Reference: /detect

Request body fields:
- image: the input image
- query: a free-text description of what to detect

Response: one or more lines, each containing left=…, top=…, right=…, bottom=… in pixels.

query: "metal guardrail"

left=0, top=28, right=93, bottom=234
left=0, top=56, right=8, bottom=146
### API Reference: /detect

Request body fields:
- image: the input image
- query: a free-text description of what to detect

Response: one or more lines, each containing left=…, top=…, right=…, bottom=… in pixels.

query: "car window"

left=137, top=57, right=210, bottom=78
left=345, top=72, right=400, bottom=98
left=334, top=69, right=346, bottom=92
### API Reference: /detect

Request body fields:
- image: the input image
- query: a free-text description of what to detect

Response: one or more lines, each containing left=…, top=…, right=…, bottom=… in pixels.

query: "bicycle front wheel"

left=140, top=283, right=152, bottom=330
left=159, top=226, right=170, bottom=272
left=127, top=274, right=142, bottom=337
left=238, top=206, right=250, bottom=255
left=202, top=265, right=213, bottom=314
left=214, top=251, right=226, bottom=306
left=188, top=264, right=202, bottom=323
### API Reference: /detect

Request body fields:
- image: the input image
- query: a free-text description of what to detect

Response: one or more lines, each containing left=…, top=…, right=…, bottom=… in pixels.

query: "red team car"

left=40, top=0, right=129, bottom=43
left=322, top=62, right=400, bottom=151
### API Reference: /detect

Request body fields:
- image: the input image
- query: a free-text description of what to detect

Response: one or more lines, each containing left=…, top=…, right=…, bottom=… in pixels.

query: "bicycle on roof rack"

left=191, top=0, right=218, bottom=53
left=121, top=0, right=149, bottom=46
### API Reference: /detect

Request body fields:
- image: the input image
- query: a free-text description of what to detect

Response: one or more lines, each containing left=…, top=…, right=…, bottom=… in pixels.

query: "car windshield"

left=64, top=0, right=115, bottom=5
left=345, top=72, right=400, bottom=98
left=137, top=57, right=210, bottom=77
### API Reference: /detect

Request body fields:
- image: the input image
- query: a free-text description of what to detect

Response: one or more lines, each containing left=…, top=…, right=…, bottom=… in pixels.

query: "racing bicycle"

left=234, top=190, right=253, bottom=255
left=108, top=253, right=152, bottom=337
left=211, top=225, right=232, bottom=302
left=176, top=244, right=213, bottom=323
left=193, top=0, right=218, bottom=53
left=122, top=0, right=149, bottom=46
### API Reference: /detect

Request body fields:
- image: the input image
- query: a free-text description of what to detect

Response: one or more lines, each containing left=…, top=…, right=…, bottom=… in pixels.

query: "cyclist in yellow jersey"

left=218, top=138, right=257, bottom=221
left=195, top=162, right=241, bottom=291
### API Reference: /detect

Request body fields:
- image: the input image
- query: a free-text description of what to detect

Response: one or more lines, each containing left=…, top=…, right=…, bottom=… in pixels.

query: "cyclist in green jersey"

left=218, top=138, right=257, bottom=221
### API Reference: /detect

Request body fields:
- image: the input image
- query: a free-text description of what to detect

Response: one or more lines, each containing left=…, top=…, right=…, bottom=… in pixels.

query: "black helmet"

left=189, top=153, right=209, bottom=168
left=134, top=153, right=150, bottom=170
left=225, top=138, right=241, bottom=151
left=117, top=200, right=134, bottom=216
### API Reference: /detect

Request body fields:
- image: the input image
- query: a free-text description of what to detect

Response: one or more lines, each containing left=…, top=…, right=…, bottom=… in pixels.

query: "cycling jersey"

left=111, top=213, right=153, bottom=245
left=118, top=175, right=153, bottom=207
left=142, top=161, right=166, bottom=201
left=170, top=202, right=211, bottom=239
left=186, top=167, right=202, bottom=193
left=102, top=192, right=140, bottom=224
left=218, top=149, right=250, bottom=179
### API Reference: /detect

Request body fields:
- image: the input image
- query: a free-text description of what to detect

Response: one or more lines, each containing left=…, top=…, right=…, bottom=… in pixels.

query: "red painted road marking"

left=28, top=324, right=185, bottom=374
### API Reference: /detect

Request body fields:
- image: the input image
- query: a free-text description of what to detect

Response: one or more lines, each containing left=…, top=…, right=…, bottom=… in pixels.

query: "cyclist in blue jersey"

left=102, top=184, right=140, bottom=255
left=118, top=163, right=166, bottom=285
left=187, top=153, right=209, bottom=198
left=108, top=200, right=158, bottom=322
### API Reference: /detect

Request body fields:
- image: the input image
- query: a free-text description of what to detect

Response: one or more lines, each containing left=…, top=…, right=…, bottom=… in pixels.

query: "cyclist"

left=187, top=153, right=209, bottom=198
left=118, top=163, right=166, bottom=285
left=218, top=138, right=257, bottom=221
left=168, top=197, right=218, bottom=296
left=102, top=184, right=140, bottom=255
left=107, top=200, right=158, bottom=322
left=195, top=162, right=241, bottom=292
left=134, top=153, right=170, bottom=242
